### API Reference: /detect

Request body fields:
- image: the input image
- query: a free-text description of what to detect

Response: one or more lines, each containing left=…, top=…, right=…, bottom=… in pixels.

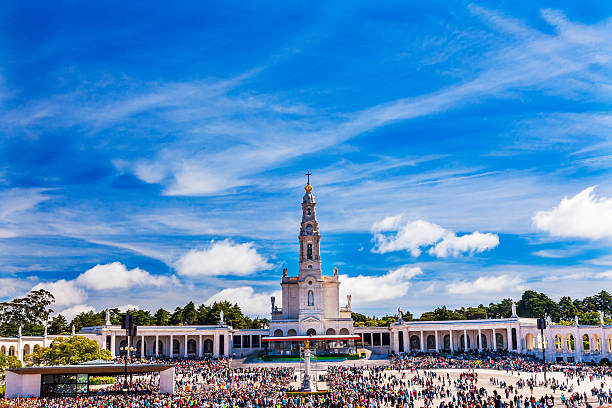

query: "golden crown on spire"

left=305, top=184, right=313, bottom=193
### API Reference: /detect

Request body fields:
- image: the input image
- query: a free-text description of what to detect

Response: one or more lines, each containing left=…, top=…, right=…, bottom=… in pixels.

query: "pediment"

left=300, top=316, right=321, bottom=323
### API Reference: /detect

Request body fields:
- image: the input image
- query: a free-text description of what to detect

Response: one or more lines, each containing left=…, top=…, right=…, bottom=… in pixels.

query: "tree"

left=0, top=354, right=22, bottom=371
left=0, top=289, right=55, bottom=336
left=154, top=308, right=170, bottom=326
left=170, top=307, right=183, bottom=325
left=71, top=311, right=104, bottom=332
left=465, top=306, right=487, bottom=320
left=48, top=314, right=69, bottom=335
left=517, top=290, right=560, bottom=321
left=559, top=297, right=579, bottom=321
left=182, top=302, right=198, bottom=325
left=28, top=336, right=112, bottom=366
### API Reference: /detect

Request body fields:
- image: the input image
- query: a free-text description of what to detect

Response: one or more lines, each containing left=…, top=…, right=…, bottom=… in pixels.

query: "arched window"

left=308, top=290, right=314, bottom=306
left=187, top=339, right=197, bottom=355
left=426, top=335, right=435, bottom=350
left=326, top=328, right=336, bottom=335
left=274, top=329, right=283, bottom=337
left=410, top=335, right=420, bottom=350
left=306, top=328, right=316, bottom=336
left=307, top=208, right=312, bottom=216
left=566, top=334, right=575, bottom=352
left=306, top=224, right=313, bottom=234
left=554, top=334, right=563, bottom=350
left=339, top=328, right=350, bottom=335
left=204, top=339, right=213, bottom=354
left=287, top=329, right=297, bottom=336
left=307, top=244, right=313, bottom=259
left=480, top=334, right=487, bottom=349
left=496, top=333, right=504, bottom=349
left=443, top=334, right=450, bottom=350
left=0, top=346, right=5, bottom=355
left=583, top=334, right=590, bottom=353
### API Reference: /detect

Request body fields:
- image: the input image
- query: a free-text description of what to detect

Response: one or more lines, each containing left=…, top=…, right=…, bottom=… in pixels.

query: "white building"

left=1, top=181, right=611, bottom=363
left=268, top=182, right=353, bottom=338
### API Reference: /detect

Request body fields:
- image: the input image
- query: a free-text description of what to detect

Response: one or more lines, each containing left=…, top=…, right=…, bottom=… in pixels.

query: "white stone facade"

left=269, top=183, right=353, bottom=338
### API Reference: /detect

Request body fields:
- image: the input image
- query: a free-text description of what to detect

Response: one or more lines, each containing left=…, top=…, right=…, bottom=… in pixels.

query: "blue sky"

left=1, top=0, right=612, bottom=320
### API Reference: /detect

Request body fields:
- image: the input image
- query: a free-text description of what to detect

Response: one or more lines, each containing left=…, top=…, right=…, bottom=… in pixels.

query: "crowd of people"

left=1, top=351, right=611, bottom=408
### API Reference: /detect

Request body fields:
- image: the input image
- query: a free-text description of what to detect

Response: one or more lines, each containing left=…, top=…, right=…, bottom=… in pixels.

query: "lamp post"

left=119, top=346, right=136, bottom=392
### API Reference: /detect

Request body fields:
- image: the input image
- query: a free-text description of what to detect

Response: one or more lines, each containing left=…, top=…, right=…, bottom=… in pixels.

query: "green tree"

left=559, top=296, right=579, bottom=321
left=71, top=311, right=105, bottom=332
left=48, top=314, right=69, bottom=335
left=182, top=302, right=198, bottom=325
left=517, top=290, right=560, bottom=321
left=170, top=307, right=183, bottom=325
left=28, top=336, right=112, bottom=366
left=0, top=354, right=22, bottom=371
left=154, top=308, right=170, bottom=326
left=465, top=306, right=488, bottom=320
left=0, top=289, right=55, bottom=336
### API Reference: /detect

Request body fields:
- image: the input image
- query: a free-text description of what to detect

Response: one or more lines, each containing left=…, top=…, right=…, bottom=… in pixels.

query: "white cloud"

left=428, top=232, right=499, bottom=258
left=596, top=271, right=612, bottom=279
left=373, top=219, right=446, bottom=256
left=340, top=266, right=422, bottom=304
left=204, top=286, right=280, bottom=316
left=75, top=262, right=172, bottom=290
left=372, top=217, right=499, bottom=257
left=0, top=228, right=18, bottom=238
left=371, top=215, right=405, bottom=232
left=0, top=278, right=35, bottom=298
left=176, top=240, right=272, bottom=277
left=533, top=186, right=612, bottom=240
left=58, top=304, right=95, bottom=322
left=447, top=274, right=524, bottom=295
left=32, top=279, right=87, bottom=308
left=117, top=304, right=139, bottom=312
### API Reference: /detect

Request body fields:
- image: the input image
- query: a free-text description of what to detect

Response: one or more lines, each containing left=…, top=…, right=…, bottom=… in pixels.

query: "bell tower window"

left=307, top=208, right=312, bottom=216
left=307, top=244, right=312, bottom=260
left=308, top=290, right=314, bottom=306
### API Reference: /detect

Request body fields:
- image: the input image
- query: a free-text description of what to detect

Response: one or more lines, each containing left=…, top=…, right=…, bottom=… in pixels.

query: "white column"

left=198, top=334, right=203, bottom=357
left=393, top=330, right=399, bottom=353
left=434, top=330, right=439, bottom=352
left=184, top=334, right=188, bottom=357
left=478, top=329, right=482, bottom=351
left=449, top=330, right=453, bottom=353
left=224, top=333, right=230, bottom=357
left=493, top=328, right=497, bottom=351
left=405, top=331, right=410, bottom=352
left=463, top=329, right=467, bottom=350
left=213, top=332, right=220, bottom=357
left=102, top=333, right=107, bottom=351
left=141, top=335, right=145, bottom=357
left=111, top=331, right=117, bottom=357
left=155, top=335, right=159, bottom=356
left=170, top=334, right=173, bottom=357
left=507, top=327, right=512, bottom=351
left=420, top=330, right=424, bottom=352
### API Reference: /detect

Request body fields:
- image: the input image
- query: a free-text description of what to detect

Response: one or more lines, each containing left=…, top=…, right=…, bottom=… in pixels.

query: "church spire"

left=299, top=173, right=321, bottom=277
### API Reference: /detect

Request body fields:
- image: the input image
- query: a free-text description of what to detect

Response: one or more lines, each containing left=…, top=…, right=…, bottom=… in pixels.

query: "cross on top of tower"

left=305, top=171, right=311, bottom=185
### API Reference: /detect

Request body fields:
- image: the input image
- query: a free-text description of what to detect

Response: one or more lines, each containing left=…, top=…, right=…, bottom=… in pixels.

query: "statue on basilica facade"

left=397, top=306, right=403, bottom=323
left=346, top=294, right=351, bottom=310
left=333, top=267, right=338, bottom=276
left=105, top=309, right=111, bottom=326
left=220, top=310, right=224, bottom=325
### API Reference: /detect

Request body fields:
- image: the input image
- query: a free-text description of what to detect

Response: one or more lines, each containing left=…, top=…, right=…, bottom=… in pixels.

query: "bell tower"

left=299, top=172, right=321, bottom=278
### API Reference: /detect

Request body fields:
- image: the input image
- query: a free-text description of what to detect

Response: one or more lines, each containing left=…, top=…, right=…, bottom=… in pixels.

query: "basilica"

left=1, top=181, right=611, bottom=363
